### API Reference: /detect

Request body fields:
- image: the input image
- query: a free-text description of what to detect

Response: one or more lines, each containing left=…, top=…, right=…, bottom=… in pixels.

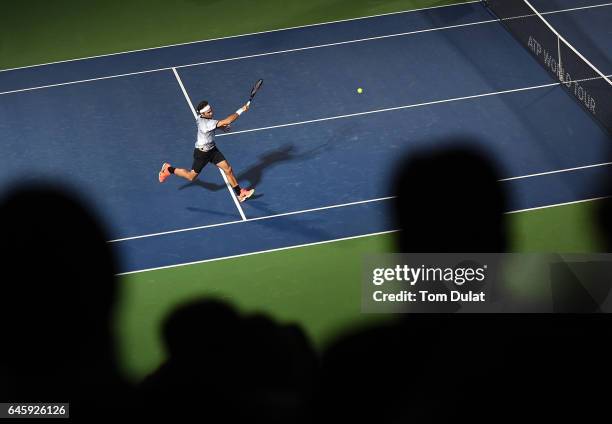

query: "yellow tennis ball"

left=357, top=88, right=363, bottom=94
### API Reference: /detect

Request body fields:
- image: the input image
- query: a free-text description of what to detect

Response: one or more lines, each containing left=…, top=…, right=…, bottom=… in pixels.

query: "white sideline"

left=116, top=195, right=610, bottom=275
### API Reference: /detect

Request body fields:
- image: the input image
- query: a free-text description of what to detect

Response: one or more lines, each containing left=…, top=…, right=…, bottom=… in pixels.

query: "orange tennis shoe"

left=158, top=163, right=171, bottom=183
left=238, top=188, right=255, bottom=202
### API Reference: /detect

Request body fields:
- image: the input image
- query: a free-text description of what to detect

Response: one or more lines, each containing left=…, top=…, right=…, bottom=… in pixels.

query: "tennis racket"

left=246, top=79, right=263, bottom=107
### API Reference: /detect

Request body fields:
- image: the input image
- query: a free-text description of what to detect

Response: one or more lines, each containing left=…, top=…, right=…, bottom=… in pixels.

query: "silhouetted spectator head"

left=144, top=301, right=318, bottom=422
left=138, top=299, right=245, bottom=420
left=0, top=184, right=122, bottom=409
left=392, top=143, right=508, bottom=252
left=598, top=189, right=612, bottom=252
left=240, top=314, right=317, bottom=390
left=162, top=299, right=241, bottom=360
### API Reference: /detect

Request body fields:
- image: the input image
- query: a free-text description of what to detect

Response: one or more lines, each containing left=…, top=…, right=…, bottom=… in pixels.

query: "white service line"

left=171, top=68, right=248, bottom=221
left=110, top=218, right=245, bottom=243
left=117, top=193, right=612, bottom=275
left=216, top=81, right=561, bottom=138
left=0, top=1, right=481, bottom=73
left=2, top=2, right=610, bottom=96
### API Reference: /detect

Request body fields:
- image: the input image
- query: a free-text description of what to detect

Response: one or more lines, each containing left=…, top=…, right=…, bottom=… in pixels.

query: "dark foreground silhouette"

left=1, top=142, right=611, bottom=421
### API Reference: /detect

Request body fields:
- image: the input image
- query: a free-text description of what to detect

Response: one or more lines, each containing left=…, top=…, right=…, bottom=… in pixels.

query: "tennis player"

left=158, top=100, right=255, bottom=202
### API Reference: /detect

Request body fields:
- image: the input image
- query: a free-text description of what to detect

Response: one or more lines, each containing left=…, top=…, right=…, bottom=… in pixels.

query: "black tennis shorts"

left=191, top=146, right=226, bottom=173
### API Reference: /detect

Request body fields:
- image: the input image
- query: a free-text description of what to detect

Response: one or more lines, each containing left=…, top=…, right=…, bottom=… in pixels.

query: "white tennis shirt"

left=195, top=117, right=219, bottom=151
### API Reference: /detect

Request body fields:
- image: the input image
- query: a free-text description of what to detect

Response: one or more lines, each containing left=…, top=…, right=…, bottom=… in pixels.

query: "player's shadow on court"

left=240, top=143, right=327, bottom=185
left=246, top=193, right=265, bottom=201
left=177, top=179, right=224, bottom=192
left=185, top=206, right=241, bottom=219
left=178, top=143, right=326, bottom=192
left=245, top=200, right=334, bottom=241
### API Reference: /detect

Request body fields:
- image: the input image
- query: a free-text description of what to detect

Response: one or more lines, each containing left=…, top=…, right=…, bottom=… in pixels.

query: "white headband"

left=199, top=105, right=211, bottom=113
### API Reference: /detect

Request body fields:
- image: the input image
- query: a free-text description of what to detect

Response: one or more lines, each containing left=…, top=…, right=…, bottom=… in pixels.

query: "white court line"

left=116, top=230, right=399, bottom=275
left=505, top=196, right=610, bottom=214
left=0, top=69, right=165, bottom=96
left=2, top=2, right=608, bottom=268
left=110, top=160, right=612, bottom=244
left=0, top=19, right=500, bottom=95
left=171, top=68, right=247, bottom=220
left=116, top=195, right=611, bottom=275
left=110, top=218, right=245, bottom=243
left=215, top=82, right=562, bottom=138
left=213, top=73, right=609, bottom=138
left=2, top=0, right=608, bottom=74
left=173, top=18, right=498, bottom=71
left=541, top=2, right=612, bottom=14
left=0, top=1, right=481, bottom=73
left=500, top=162, right=612, bottom=181
left=1, top=2, right=610, bottom=96
left=109, top=195, right=395, bottom=243
left=523, top=0, right=612, bottom=86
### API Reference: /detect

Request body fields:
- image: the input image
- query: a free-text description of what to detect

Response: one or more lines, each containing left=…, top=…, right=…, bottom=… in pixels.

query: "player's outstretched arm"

left=217, top=103, right=250, bottom=128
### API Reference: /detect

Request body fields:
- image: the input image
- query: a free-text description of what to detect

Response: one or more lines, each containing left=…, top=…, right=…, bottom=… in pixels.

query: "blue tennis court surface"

left=1, top=1, right=611, bottom=274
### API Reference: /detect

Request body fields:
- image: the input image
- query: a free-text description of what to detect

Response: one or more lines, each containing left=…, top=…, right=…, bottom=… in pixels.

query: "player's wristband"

left=236, top=108, right=244, bottom=116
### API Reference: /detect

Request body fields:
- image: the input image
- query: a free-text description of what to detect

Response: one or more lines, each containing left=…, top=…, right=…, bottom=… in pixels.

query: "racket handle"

left=246, top=101, right=251, bottom=107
